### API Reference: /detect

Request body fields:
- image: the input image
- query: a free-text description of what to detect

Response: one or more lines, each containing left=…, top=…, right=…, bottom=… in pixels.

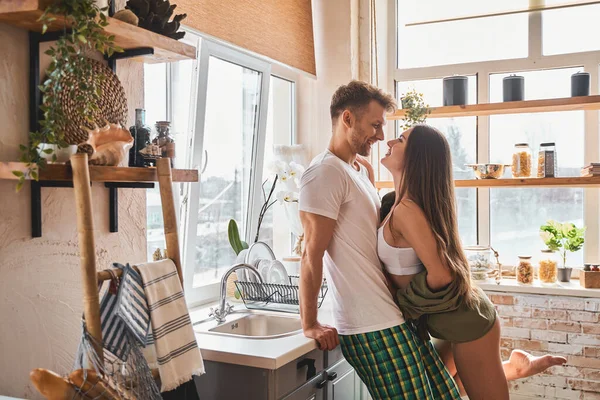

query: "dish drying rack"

left=234, top=275, right=328, bottom=313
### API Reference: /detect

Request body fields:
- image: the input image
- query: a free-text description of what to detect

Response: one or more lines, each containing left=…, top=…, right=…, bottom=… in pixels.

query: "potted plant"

left=271, top=160, right=305, bottom=256
left=13, top=0, right=123, bottom=191
left=540, top=220, right=585, bottom=282
left=399, top=89, right=430, bottom=131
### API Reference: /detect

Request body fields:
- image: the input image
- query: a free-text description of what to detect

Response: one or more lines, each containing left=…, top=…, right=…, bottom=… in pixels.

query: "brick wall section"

left=485, top=291, right=600, bottom=400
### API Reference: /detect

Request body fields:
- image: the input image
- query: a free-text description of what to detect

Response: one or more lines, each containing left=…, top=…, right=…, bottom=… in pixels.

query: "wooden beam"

left=0, top=163, right=198, bottom=183
left=375, top=177, right=600, bottom=189
left=0, top=2, right=195, bottom=63
left=388, top=96, right=600, bottom=120
left=405, top=0, right=600, bottom=27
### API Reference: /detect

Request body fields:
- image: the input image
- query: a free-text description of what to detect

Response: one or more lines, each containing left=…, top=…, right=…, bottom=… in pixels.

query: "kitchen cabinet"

left=195, top=348, right=365, bottom=399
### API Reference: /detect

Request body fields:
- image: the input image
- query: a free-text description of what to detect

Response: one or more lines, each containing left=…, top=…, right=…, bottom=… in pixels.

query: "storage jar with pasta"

left=538, top=249, right=558, bottom=285
left=516, top=255, right=534, bottom=285
left=512, top=143, right=533, bottom=178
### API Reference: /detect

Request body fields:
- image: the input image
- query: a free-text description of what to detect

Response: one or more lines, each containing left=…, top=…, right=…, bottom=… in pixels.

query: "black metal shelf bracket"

left=104, top=182, right=155, bottom=232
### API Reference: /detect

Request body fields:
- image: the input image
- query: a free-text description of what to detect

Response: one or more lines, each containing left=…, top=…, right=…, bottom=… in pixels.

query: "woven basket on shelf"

left=51, top=58, right=128, bottom=145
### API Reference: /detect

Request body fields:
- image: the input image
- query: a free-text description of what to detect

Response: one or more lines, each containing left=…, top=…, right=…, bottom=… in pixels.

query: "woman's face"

left=381, top=128, right=412, bottom=173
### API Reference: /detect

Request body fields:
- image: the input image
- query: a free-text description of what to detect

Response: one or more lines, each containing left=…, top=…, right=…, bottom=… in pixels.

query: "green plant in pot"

left=13, top=0, right=123, bottom=191
left=540, top=220, right=585, bottom=281
left=399, top=89, right=430, bottom=131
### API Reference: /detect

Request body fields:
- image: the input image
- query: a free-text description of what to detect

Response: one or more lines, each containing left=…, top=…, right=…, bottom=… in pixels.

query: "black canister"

left=571, top=72, right=590, bottom=97
left=443, top=76, right=468, bottom=106
left=503, top=75, right=524, bottom=102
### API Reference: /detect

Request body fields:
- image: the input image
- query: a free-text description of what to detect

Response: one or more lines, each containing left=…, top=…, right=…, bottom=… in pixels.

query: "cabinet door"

left=281, top=372, right=325, bottom=400
left=325, top=359, right=359, bottom=400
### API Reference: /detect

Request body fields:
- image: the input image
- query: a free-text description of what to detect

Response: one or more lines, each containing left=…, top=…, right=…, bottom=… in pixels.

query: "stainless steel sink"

left=198, top=312, right=302, bottom=339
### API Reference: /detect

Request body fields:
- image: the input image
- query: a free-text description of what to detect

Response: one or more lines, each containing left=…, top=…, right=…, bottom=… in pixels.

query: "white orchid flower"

left=288, top=162, right=305, bottom=178
left=279, top=170, right=291, bottom=182
left=276, top=190, right=298, bottom=203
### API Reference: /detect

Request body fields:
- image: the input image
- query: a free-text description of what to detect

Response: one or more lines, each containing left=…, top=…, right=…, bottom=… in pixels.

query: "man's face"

left=346, top=100, right=386, bottom=157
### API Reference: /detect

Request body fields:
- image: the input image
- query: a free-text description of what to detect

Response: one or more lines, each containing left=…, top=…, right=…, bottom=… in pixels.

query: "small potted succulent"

left=540, top=220, right=585, bottom=282
left=399, top=89, right=430, bottom=131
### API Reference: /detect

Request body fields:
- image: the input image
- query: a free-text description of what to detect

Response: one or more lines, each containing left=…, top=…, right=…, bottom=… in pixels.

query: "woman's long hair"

left=390, top=124, right=478, bottom=306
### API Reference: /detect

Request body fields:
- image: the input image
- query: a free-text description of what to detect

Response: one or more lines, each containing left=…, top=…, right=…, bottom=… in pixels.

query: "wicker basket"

left=51, top=58, right=128, bottom=145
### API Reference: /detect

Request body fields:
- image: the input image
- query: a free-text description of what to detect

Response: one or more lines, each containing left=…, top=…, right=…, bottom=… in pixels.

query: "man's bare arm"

left=299, top=210, right=340, bottom=350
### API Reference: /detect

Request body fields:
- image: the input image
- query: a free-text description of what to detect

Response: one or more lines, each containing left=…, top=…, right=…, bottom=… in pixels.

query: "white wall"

left=0, top=16, right=146, bottom=399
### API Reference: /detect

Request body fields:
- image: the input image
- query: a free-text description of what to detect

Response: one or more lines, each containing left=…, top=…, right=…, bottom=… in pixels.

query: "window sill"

left=477, top=278, right=600, bottom=298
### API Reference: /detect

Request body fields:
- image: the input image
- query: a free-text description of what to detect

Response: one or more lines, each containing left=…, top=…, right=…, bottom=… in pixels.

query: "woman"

left=373, top=124, right=565, bottom=399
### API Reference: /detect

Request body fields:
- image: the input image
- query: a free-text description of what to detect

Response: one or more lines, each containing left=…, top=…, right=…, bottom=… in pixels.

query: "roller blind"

left=177, top=0, right=316, bottom=75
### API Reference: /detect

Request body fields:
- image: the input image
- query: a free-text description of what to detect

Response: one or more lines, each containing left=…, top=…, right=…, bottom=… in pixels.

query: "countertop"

left=190, top=300, right=333, bottom=370
left=477, top=277, right=600, bottom=298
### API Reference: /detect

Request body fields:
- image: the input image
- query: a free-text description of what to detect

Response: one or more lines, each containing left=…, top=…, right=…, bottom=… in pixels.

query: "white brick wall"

left=486, top=291, right=600, bottom=399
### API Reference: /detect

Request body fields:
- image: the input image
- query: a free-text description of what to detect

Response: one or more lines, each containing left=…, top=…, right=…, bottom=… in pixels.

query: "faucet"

left=209, top=263, right=264, bottom=323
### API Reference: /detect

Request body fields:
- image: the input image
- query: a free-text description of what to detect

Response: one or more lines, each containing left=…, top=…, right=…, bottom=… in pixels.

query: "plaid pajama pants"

left=340, top=323, right=461, bottom=400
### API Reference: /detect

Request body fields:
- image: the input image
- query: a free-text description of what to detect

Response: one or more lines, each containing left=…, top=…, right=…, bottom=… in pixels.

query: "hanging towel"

left=114, top=263, right=151, bottom=346
left=98, top=271, right=131, bottom=361
left=136, top=259, right=205, bottom=392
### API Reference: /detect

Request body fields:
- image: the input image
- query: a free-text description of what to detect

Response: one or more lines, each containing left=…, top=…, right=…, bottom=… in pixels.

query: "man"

left=298, top=80, right=462, bottom=399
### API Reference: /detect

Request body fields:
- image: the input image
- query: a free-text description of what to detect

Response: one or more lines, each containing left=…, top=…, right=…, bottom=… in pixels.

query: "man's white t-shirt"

left=299, top=150, right=405, bottom=335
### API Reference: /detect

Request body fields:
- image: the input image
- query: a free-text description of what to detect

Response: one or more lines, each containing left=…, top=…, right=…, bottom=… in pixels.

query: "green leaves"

left=540, top=219, right=586, bottom=265
left=228, top=219, right=249, bottom=255
left=17, top=0, right=122, bottom=192
left=400, top=89, right=430, bottom=131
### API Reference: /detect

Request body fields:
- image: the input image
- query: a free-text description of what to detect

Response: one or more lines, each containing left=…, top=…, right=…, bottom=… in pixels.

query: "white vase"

left=284, top=201, right=303, bottom=237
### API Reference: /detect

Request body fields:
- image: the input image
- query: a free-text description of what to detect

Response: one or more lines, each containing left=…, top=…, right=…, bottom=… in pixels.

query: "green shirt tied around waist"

left=395, top=270, right=497, bottom=343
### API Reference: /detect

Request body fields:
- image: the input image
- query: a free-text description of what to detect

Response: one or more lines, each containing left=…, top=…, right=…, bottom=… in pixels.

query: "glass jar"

left=516, top=255, right=535, bottom=285
left=512, top=143, right=533, bottom=178
left=153, top=121, right=176, bottom=167
left=538, top=249, right=558, bottom=285
left=464, top=246, right=491, bottom=281
left=537, top=142, right=557, bottom=178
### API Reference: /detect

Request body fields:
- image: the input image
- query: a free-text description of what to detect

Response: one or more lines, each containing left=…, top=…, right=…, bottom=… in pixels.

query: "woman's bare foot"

left=505, top=349, right=567, bottom=380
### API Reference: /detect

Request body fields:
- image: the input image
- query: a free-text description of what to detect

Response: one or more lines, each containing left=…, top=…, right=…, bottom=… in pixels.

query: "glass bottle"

left=538, top=249, right=558, bottom=285
left=152, top=121, right=175, bottom=167
left=537, top=142, right=557, bottom=178
left=128, top=109, right=151, bottom=167
left=512, top=143, right=533, bottom=178
left=516, top=255, right=534, bottom=285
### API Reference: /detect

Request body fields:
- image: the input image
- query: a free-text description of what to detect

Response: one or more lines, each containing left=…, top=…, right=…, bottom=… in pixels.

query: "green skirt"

left=395, top=271, right=497, bottom=343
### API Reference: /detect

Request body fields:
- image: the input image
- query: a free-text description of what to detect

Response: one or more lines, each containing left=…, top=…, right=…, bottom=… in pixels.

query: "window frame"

left=387, top=0, right=600, bottom=263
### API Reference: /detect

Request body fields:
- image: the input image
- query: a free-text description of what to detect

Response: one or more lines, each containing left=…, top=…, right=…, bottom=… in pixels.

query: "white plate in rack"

left=244, top=241, right=276, bottom=283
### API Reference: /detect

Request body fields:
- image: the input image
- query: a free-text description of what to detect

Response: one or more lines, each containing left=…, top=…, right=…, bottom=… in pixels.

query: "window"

left=258, top=76, right=296, bottom=257
left=144, top=56, right=197, bottom=261
left=489, top=68, right=584, bottom=265
left=391, top=0, right=599, bottom=266
left=142, top=33, right=297, bottom=305
left=396, top=78, right=478, bottom=245
left=189, top=53, right=265, bottom=292
left=397, top=1, right=528, bottom=69
left=543, top=3, right=600, bottom=55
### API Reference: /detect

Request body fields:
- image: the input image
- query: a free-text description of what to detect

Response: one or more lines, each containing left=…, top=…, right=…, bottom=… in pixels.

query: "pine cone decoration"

left=125, top=0, right=187, bottom=40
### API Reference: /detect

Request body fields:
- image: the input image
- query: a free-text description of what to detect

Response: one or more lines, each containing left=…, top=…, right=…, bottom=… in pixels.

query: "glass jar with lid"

left=516, top=255, right=535, bottom=285
left=512, top=143, right=533, bottom=178
left=538, top=249, right=558, bottom=285
left=464, top=246, right=491, bottom=281
left=537, top=142, right=557, bottom=178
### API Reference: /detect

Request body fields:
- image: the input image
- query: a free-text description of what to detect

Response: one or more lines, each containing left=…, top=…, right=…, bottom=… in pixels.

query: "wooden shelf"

left=376, top=176, right=600, bottom=189
left=388, top=96, right=600, bottom=120
left=0, top=1, right=196, bottom=63
left=0, top=162, right=198, bottom=183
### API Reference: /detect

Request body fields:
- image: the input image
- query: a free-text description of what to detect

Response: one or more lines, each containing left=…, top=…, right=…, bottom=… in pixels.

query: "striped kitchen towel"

left=114, top=263, right=151, bottom=346
left=136, top=259, right=205, bottom=392
left=98, top=278, right=131, bottom=361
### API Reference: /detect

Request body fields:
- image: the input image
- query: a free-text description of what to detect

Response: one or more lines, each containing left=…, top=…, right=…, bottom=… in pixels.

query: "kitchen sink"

left=199, top=312, right=302, bottom=339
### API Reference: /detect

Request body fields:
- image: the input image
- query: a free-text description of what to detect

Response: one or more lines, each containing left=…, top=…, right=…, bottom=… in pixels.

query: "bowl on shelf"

left=465, top=164, right=511, bottom=179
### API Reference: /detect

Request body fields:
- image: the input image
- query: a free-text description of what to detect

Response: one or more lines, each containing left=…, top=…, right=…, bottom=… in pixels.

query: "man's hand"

left=303, top=322, right=340, bottom=351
